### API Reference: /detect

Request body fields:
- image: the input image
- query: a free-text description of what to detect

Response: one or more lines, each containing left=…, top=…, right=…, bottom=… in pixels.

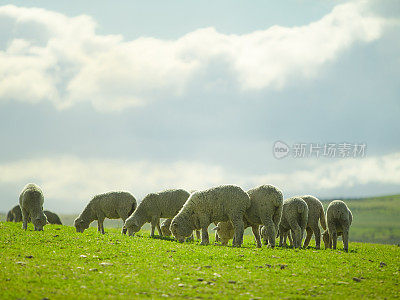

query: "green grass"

left=1, top=222, right=399, bottom=299
left=322, top=194, right=400, bottom=245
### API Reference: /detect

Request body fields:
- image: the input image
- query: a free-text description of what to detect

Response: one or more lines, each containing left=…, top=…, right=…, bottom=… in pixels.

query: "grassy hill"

left=0, top=222, right=399, bottom=299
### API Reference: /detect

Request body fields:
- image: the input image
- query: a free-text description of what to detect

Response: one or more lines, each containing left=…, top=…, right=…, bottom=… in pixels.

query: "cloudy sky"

left=0, top=0, right=399, bottom=213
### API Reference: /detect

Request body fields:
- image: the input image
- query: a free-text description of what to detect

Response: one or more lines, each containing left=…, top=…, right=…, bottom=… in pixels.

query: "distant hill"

left=2, top=194, right=400, bottom=244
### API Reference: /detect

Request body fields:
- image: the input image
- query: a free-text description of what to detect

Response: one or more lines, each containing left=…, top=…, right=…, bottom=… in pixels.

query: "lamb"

left=74, top=191, right=137, bottom=234
left=213, top=184, right=283, bottom=248
left=124, top=189, right=190, bottom=237
left=19, top=183, right=47, bottom=231
left=170, top=185, right=251, bottom=247
left=160, top=218, right=201, bottom=240
left=44, top=210, right=63, bottom=225
left=278, top=197, right=308, bottom=248
left=322, top=200, right=353, bottom=252
left=300, top=195, right=327, bottom=249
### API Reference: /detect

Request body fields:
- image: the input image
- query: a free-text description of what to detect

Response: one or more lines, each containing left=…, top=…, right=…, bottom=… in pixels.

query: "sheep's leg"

left=262, top=217, right=276, bottom=248
left=289, top=220, right=301, bottom=248
left=231, top=217, right=245, bottom=247
left=278, top=227, right=284, bottom=247
left=331, top=230, right=338, bottom=250
left=342, top=228, right=349, bottom=252
left=251, top=225, right=262, bottom=248
left=98, top=217, right=105, bottom=234
left=303, top=227, right=313, bottom=248
left=121, top=218, right=127, bottom=235
left=156, top=220, right=162, bottom=236
left=215, top=231, right=220, bottom=243
left=200, top=227, right=209, bottom=245
left=288, top=231, right=293, bottom=247
left=312, top=224, right=321, bottom=249
left=149, top=216, right=160, bottom=237
left=21, top=208, right=28, bottom=230
left=196, top=230, right=201, bottom=240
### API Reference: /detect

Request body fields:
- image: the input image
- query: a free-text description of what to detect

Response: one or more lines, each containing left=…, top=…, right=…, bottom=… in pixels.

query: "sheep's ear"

left=212, top=226, right=219, bottom=231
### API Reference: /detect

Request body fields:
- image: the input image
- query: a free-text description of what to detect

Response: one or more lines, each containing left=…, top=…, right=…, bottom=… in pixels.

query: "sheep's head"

left=212, top=223, right=234, bottom=245
left=74, top=218, right=89, bottom=233
left=33, top=214, right=47, bottom=231
left=161, top=224, right=172, bottom=236
left=124, top=217, right=142, bottom=237
left=170, top=218, right=192, bottom=243
left=322, top=230, right=331, bottom=249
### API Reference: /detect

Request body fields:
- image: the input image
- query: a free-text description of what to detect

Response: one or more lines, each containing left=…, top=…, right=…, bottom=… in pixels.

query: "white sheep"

left=74, top=191, right=137, bottom=234
left=44, top=210, right=63, bottom=225
left=170, top=185, right=251, bottom=247
left=300, top=195, right=327, bottom=249
left=278, top=197, right=308, bottom=248
left=213, top=184, right=283, bottom=248
left=248, top=185, right=283, bottom=248
left=19, top=183, right=47, bottom=231
left=322, top=200, right=353, bottom=252
left=124, top=189, right=190, bottom=237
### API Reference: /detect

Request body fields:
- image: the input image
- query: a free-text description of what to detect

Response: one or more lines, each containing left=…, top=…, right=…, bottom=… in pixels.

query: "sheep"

left=6, top=209, right=13, bottom=222
left=170, top=185, right=251, bottom=247
left=74, top=191, right=137, bottom=234
left=44, top=210, right=63, bottom=225
left=322, top=200, right=353, bottom=252
left=124, top=189, right=190, bottom=237
left=278, top=197, right=308, bottom=248
left=213, top=184, right=283, bottom=248
left=7, top=205, right=23, bottom=222
left=248, top=185, right=283, bottom=248
left=160, top=218, right=201, bottom=240
left=300, top=195, right=327, bottom=249
left=19, top=183, right=47, bottom=231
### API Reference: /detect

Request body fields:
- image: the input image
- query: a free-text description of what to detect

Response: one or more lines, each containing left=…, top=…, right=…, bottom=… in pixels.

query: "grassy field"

left=0, top=222, right=399, bottom=299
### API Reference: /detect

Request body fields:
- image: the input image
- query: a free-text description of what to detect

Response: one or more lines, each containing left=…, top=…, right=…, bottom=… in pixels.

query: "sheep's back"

left=185, top=185, right=250, bottom=220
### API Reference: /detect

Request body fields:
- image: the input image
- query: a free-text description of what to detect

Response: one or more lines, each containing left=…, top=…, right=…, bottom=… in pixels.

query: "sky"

left=0, top=0, right=399, bottom=213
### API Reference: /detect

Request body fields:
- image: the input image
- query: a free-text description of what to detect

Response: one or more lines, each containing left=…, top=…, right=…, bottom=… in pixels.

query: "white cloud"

left=0, top=1, right=391, bottom=111
left=0, top=152, right=399, bottom=212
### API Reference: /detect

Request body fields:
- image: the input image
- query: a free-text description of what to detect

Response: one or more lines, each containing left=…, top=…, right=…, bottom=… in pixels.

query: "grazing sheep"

left=278, top=197, right=308, bottom=248
left=44, top=210, right=63, bottom=225
left=124, top=189, right=190, bottom=237
left=248, top=185, right=283, bottom=248
left=19, top=184, right=47, bottom=231
left=322, top=200, right=353, bottom=252
left=300, top=195, right=327, bottom=249
left=170, top=185, right=251, bottom=247
left=6, top=209, right=13, bottom=222
left=7, top=205, right=23, bottom=222
left=74, top=191, right=137, bottom=234
left=213, top=184, right=283, bottom=248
